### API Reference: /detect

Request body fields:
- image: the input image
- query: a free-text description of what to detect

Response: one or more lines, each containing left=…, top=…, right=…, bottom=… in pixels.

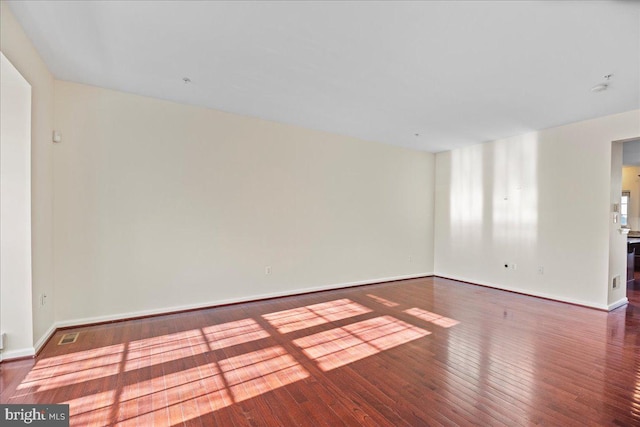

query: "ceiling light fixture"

left=591, top=74, right=613, bottom=93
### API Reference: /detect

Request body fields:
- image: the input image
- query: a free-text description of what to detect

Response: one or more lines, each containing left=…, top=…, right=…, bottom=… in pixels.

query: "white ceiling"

left=8, top=1, right=640, bottom=152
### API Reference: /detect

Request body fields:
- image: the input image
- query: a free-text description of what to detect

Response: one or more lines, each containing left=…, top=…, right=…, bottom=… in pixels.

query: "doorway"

left=620, top=138, right=640, bottom=306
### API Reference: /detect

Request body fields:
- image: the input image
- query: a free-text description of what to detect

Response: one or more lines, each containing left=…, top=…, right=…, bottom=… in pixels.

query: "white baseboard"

left=34, top=323, right=57, bottom=354
left=56, top=272, right=433, bottom=329
left=9, top=272, right=623, bottom=363
left=0, top=325, right=55, bottom=362
left=6, top=273, right=429, bottom=360
left=608, top=297, right=628, bottom=311
left=0, top=346, right=35, bottom=361
left=435, top=273, right=612, bottom=310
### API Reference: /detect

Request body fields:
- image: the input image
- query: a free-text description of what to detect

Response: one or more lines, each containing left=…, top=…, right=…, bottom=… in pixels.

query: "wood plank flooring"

left=2, top=277, right=640, bottom=426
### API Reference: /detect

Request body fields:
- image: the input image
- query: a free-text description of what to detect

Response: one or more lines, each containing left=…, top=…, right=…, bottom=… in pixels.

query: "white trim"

left=435, top=274, right=612, bottom=310
left=34, top=323, right=57, bottom=354
left=56, top=273, right=433, bottom=329
left=607, top=297, right=628, bottom=311
left=0, top=346, right=35, bottom=361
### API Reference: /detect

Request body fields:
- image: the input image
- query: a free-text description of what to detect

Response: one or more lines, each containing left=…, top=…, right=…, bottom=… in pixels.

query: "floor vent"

left=58, top=332, right=79, bottom=345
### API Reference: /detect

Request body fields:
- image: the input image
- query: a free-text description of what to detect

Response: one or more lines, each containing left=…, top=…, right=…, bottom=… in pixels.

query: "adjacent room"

left=1, top=1, right=639, bottom=425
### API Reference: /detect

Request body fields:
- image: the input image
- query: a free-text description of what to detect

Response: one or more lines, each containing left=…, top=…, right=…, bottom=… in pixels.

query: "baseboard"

left=0, top=346, right=35, bottom=362
left=435, top=274, right=612, bottom=311
left=56, top=272, right=433, bottom=329
left=34, top=323, right=57, bottom=355
left=0, top=324, right=56, bottom=363
left=608, top=297, right=628, bottom=311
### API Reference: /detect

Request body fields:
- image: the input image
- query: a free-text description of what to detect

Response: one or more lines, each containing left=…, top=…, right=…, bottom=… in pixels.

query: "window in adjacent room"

left=621, top=191, right=630, bottom=227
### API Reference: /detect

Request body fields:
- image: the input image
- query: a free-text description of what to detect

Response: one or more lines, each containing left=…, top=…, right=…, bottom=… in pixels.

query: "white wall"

left=434, top=110, right=640, bottom=310
left=0, top=53, right=33, bottom=360
left=53, top=80, right=435, bottom=325
left=0, top=1, right=55, bottom=355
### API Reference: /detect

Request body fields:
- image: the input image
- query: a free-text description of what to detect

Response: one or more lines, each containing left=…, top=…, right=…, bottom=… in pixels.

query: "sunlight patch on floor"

left=33, top=342, right=125, bottom=370
left=293, top=316, right=429, bottom=371
left=18, top=358, right=122, bottom=392
left=219, top=346, right=309, bottom=402
left=115, top=360, right=233, bottom=424
left=24, top=348, right=124, bottom=385
left=63, top=389, right=116, bottom=426
left=125, top=329, right=208, bottom=371
left=201, top=318, right=270, bottom=350
left=366, top=294, right=400, bottom=307
left=404, top=308, right=460, bottom=328
left=262, top=299, right=372, bottom=333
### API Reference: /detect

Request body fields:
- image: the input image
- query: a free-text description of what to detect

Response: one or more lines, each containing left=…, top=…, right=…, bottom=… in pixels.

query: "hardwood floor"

left=2, top=277, right=640, bottom=426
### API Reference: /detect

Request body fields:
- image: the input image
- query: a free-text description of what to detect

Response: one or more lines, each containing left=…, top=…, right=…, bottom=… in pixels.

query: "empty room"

left=1, top=1, right=639, bottom=426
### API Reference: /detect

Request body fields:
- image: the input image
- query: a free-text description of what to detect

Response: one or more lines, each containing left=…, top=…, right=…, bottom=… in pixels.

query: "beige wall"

left=53, top=80, right=435, bottom=325
left=434, top=110, right=640, bottom=309
left=0, top=1, right=55, bottom=356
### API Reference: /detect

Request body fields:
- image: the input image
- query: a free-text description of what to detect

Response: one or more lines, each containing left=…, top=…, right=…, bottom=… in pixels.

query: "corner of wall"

left=1, top=0, right=57, bottom=354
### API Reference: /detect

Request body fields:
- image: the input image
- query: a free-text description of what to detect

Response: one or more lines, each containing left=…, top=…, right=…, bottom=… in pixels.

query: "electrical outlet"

left=511, top=264, right=517, bottom=270
left=40, top=293, right=47, bottom=306
left=613, top=275, right=620, bottom=289
left=265, top=266, right=272, bottom=275
left=538, top=266, right=544, bottom=275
